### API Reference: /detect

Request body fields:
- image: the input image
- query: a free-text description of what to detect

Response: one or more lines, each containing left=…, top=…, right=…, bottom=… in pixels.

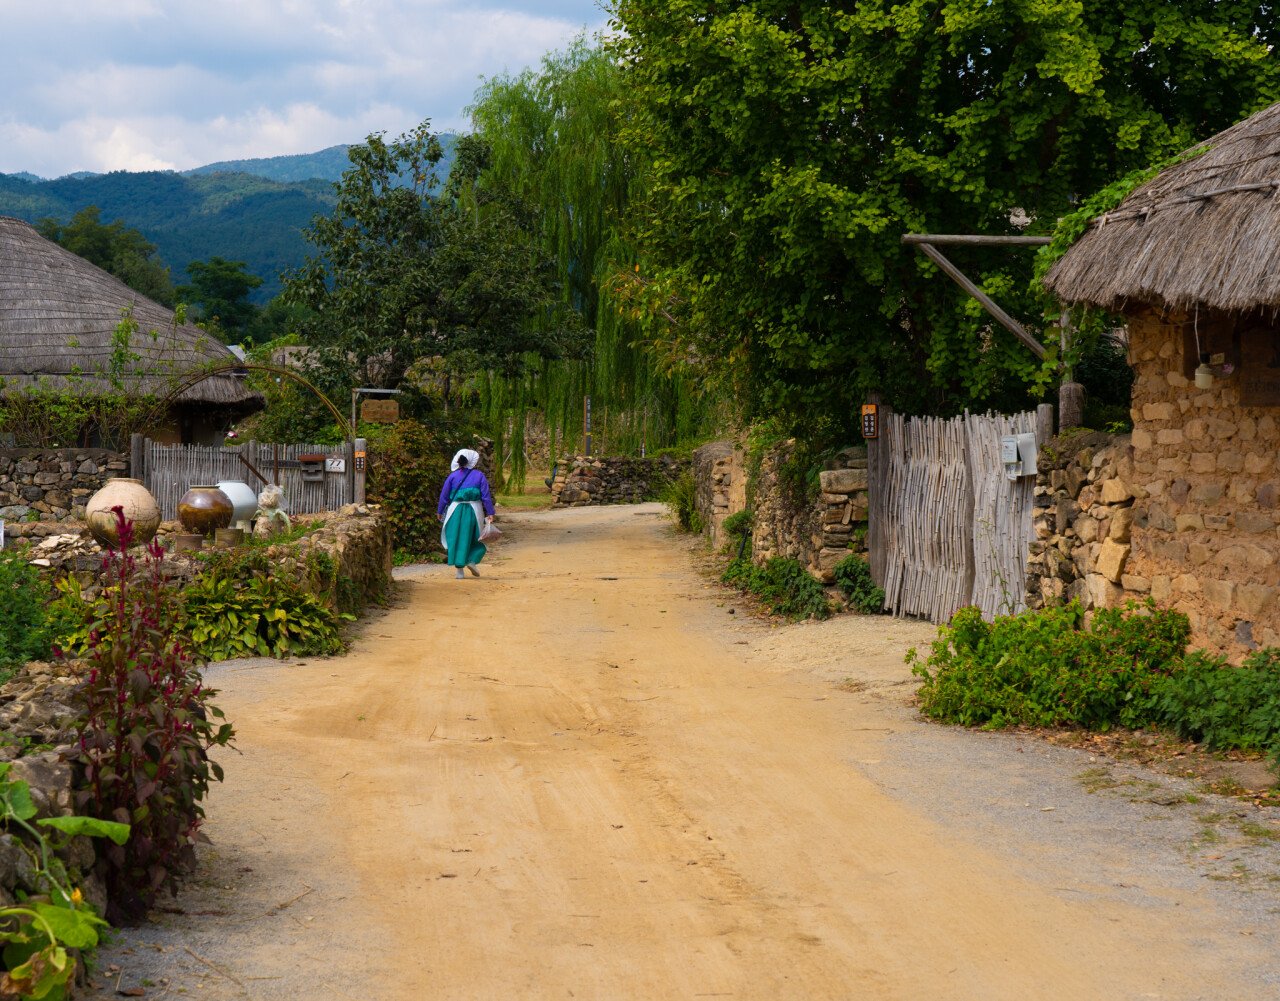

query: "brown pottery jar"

left=85, top=477, right=162, bottom=548
left=177, top=485, right=234, bottom=537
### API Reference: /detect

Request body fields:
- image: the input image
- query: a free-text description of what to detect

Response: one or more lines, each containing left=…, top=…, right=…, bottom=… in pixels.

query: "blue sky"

left=0, top=0, right=609, bottom=177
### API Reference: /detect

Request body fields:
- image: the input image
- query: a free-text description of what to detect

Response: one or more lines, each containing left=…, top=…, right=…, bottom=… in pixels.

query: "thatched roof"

left=1044, top=102, right=1280, bottom=313
left=0, top=216, right=263, bottom=410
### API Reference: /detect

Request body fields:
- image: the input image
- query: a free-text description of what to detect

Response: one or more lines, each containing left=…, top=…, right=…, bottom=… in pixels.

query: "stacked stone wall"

left=692, top=442, right=744, bottom=549
left=551, top=455, right=685, bottom=506
left=1026, top=432, right=1137, bottom=610
left=0, top=448, right=126, bottom=524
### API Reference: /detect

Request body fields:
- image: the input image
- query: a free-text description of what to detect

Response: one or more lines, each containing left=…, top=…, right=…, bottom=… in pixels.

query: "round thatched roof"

left=0, top=215, right=262, bottom=410
left=1044, top=101, right=1280, bottom=313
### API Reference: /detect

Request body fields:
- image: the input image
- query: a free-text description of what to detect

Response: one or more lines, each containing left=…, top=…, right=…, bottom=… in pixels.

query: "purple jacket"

left=437, top=468, right=495, bottom=517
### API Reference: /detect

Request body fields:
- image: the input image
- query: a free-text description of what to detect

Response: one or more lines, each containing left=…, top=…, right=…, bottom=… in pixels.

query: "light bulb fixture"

left=1194, top=363, right=1214, bottom=389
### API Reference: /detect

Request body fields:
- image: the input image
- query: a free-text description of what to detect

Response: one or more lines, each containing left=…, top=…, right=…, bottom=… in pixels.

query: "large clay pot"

left=85, top=478, right=161, bottom=549
left=216, top=480, right=258, bottom=528
left=177, top=485, right=234, bottom=537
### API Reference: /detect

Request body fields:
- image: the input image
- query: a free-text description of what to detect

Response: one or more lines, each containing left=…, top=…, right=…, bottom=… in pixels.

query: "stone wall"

left=1025, top=431, right=1138, bottom=610
left=551, top=455, right=685, bottom=507
left=1122, top=307, right=1280, bottom=659
left=691, top=438, right=869, bottom=582
left=692, top=442, right=745, bottom=549
left=0, top=448, right=127, bottom=524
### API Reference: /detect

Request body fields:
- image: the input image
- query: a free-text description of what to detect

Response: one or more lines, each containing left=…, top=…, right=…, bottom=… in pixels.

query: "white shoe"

left=455, top=568, right=465, bottom=579
left=467, top=564, right=480, bottom=577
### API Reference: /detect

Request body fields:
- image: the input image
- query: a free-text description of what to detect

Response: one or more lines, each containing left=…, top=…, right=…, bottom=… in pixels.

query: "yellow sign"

left=361, top=398, right=400, bottom=423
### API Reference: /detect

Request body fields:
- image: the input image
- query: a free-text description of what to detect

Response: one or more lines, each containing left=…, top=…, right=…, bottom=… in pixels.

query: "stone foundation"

left=551, top=455, right=685, bottom=506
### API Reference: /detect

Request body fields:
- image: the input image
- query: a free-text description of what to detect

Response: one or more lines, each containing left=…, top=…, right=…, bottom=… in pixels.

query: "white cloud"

left=0, top=0, right=607, bottom=176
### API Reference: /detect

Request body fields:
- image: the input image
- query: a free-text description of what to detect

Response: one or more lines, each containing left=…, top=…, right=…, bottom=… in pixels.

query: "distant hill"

left=0, top=135, right=457, bottom=302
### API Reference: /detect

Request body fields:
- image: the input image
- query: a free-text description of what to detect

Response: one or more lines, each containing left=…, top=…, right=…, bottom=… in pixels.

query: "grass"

left=496, top=492, right=554, bottom=511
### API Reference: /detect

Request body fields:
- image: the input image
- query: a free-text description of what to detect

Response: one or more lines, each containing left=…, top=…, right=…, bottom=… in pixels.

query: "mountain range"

left=0, top=137, right=457, bottom=302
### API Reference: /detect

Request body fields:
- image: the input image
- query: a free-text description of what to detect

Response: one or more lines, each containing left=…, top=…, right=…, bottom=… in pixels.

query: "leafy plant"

left=910, top=601, right=1190, bottom=730
left=721, top=556, right=830, bottom=621
left=721, top=510, right=752, bottom=542
left=0, top=551, right=55, bottom=673
left=1148, top=649, right=1280, bottom=757
left=75, top=511, right=234, bottom=922
left=0, top=763, right=127, bottom=1000
left=832, top=555, right=885, bottom=615
left=661, top=470, right=702, bottom=533
left=180, top=574, right=348, bottom=661
left=365, top=420, right=453, bottom=557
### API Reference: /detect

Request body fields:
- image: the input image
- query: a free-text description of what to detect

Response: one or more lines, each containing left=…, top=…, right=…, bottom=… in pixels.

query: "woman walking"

left=438, top=448, right=495, bottom=579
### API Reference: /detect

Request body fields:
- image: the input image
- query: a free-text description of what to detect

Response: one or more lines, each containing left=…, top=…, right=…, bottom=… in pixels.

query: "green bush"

left=910, top=601, right=1190, bottom=730
left=662, top=470, right=703, bottom=533
left=0, top=551, right=54, bottom=673
left=832, top=554, right=885, bottom=614
left=1148, top=649, right=1280, bottom=756
left=722, top=556, right=830, bottom=620
left=366, top=419, right=453, bottom=558
left=180, top=574, right=348, bottom=660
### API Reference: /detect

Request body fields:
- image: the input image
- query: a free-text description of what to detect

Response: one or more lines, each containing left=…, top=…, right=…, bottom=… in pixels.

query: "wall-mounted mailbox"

left=298, top=453, right=327, bottom=483
left=1001, top=433, right=1038, bottom=481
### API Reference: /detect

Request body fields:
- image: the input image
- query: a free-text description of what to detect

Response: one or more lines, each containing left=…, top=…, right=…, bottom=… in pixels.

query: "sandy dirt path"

left=89, top=504, right=1280, bottom=1000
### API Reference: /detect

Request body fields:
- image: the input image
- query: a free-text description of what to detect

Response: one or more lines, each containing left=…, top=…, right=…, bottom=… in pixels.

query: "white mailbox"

left=1001, top=433, right=1038, bottom=480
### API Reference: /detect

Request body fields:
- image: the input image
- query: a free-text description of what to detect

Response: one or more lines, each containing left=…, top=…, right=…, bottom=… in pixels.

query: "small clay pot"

left=177, top=485, right=234, bottom=537
left=85, top=478, right=161, bottom=548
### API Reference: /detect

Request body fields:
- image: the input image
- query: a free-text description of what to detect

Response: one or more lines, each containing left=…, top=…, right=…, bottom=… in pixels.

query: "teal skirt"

left=441, top=487, right=487, bottom=567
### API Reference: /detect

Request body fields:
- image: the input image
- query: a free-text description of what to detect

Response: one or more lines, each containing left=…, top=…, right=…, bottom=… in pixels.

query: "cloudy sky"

left=0, top=0, right=609, bottom=178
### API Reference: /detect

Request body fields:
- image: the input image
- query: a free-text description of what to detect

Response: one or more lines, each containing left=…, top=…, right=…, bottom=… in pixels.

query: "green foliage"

left=832, top=555, right=885, bottom=615
left=469, top=37, right=712, bottom=473
left=37, top=205, right=176, bottom=306
left=179, top=256, right=262, bottom=341
left=1147, top=649, right=1280, bottom=757
left=180, top=574, right=348, bottom=660
left=911, top=601, right=1190, bottom=730
left=283, top=122, right=586, bottom=410
left=0, top=763, right=121, bottom=1000
left=661, top=470, right=702, bottom=533
left=74, top=515, right=234, bottom=923
left=721, top=510, right=752, bottom=541
left=366, top=419, right=454, bottom=558
left=721, top=557, right=831, bottom=621
left=610, top=0, right=1280, bottom=440
left=0, top=551, right=54, bottom=672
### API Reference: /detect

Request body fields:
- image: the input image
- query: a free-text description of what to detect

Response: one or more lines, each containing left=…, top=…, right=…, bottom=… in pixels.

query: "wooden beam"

left=911, top=241, right=1047, bottom=360
left=902, top=233, right=1051, bottom=246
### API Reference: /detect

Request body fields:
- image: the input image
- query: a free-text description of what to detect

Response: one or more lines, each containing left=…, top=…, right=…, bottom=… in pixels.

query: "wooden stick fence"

left=139, top=439, right=354, bottom=520
left=873, top=409, right=1037, bottom=623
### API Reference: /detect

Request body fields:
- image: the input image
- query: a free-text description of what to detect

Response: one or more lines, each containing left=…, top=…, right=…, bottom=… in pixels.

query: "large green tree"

left=284, top=123, right=584, bottom=402
left=179, top=256, right=263, bottom=341
left=469, top=37, right=709, bottom=462
left=611, top=1, right=1280, bottom=435
left=37, top=205, right=176, bottom=306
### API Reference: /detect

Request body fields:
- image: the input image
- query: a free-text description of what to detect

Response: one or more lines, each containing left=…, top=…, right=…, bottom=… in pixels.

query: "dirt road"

left=90, top=504, right=1280, bottom=1000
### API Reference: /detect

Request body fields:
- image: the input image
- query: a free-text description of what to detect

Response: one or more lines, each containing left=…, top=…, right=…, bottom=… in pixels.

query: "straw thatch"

left=1044, top=101, right=1280, bottom=313
left=0, top=215, right=263, bottom=411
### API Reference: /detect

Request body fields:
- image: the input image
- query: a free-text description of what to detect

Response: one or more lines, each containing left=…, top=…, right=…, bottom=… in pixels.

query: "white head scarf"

left=451, top=448, right=481, bottom=472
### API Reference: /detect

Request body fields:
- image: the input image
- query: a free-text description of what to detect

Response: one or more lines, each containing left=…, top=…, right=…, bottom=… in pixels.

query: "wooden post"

left=130, top=433, right=145, bottom=482
left=354, top=437, right=367, bottom=505
left=1035, top=403, right=1055, bottom=446
left=583, top=396, right=592, bottom=456
left=866, top=393, right=892, bottom=588
left=1059, top=382, right=1086, bottom=430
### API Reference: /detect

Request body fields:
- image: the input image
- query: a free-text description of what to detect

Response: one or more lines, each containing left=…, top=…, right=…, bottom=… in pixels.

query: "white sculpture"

left=253, top=483, right=292, bottom=539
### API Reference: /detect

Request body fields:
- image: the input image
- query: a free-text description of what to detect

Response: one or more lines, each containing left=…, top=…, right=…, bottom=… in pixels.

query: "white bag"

left=479, top=521, right=502, bottom=542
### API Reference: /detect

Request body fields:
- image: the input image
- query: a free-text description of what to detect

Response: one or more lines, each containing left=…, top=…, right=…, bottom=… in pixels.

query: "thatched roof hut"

left=0, top=215, right=262, bottom=416
left=1044, top=101, right=1280, bottom=311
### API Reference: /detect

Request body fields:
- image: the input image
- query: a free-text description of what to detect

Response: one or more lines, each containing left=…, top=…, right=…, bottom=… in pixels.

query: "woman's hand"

left=486, top=516, right=494, bottom=523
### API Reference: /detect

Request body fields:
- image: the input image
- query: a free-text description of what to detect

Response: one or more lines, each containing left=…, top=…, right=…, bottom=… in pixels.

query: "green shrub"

left=721, top=556, right=830, bottom=620
left=832, top=555, right=885, bottom=614
left=366, top=419, right=453, bottom=557
left=0, top=550, right=54, bottom=673
left=180, top=574, right=348, bottom=660
left=662, top=470, right=703, bottom=533
left=1148, top=649, right=1280, bottom=755
left=721, top=510, right=752, bottom=540
left=910, top=601, right=1190, bottom=730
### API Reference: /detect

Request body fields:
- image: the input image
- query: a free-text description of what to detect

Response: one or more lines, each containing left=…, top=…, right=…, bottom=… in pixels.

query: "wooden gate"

left=137, top=439, right=354, bottom=520
left=868, top=409, right=1045, bottom=623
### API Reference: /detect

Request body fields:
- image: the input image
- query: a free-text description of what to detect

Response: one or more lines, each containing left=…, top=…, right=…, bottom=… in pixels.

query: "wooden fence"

left=137, top=438, right=354, bottom=520
left=869, top=408, right=1046, bottom=623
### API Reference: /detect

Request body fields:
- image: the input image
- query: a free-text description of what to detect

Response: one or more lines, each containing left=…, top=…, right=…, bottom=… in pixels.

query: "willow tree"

left=468, top=37, right=711, bottom=487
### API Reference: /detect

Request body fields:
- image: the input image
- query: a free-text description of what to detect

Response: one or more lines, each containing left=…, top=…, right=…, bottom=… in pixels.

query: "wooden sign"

left=361, top=398, right=400, bottom=423
left=354, top=450, right=366, bottom=472
left=861, top=404, right=879, bottom=439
